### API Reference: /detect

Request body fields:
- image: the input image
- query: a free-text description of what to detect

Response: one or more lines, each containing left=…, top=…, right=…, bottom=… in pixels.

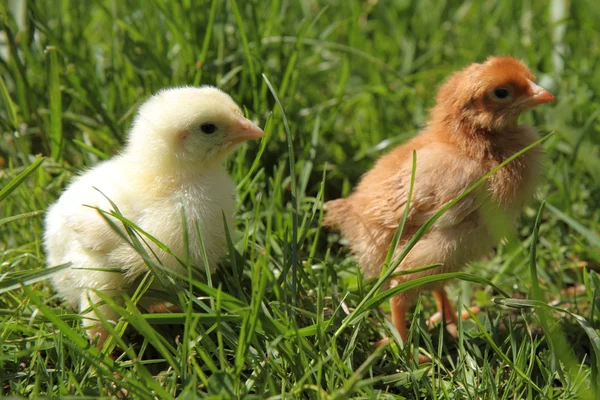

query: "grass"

left=1, top=0, right=600, bottom=398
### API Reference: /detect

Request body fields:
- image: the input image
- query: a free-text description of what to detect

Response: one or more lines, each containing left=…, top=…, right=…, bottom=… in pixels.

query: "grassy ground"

left=1, top=0, right=600, bottom=398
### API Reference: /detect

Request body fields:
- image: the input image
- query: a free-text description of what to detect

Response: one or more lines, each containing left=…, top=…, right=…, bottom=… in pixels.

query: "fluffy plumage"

left=324, top=57, right=554, bottom=344
left=44, top=86, right=264, bottom=345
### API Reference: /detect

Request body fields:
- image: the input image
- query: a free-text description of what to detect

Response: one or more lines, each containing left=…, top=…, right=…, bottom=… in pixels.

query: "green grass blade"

left=0, top=263, right=71, bottom=294
left=46, top=46, right=63, bottom=160
left=0, top=210, right=43, bottom=226
left=0, top=74, right=18, bottom=128
left=263, top=73, right=299, bottom=304
left=0, top=157, right=45, bottom=203
left=193, top=0, right=218, bottom=85
left=529, top=201, right=546, bottom=300
left=546, top=202, right=600, bottom=248
left=380, top=151, right=416, bottom=277
left=464, top=306, right=543, bottom=394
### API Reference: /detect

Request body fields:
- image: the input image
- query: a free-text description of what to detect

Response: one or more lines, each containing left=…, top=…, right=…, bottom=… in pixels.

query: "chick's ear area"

left=179, top=130, right=190, bottom=141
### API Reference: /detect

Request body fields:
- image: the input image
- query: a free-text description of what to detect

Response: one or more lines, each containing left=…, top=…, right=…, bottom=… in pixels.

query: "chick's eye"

left=493, top=88, right=511, bottom=100
left=200, top=123, right=217, bottom=134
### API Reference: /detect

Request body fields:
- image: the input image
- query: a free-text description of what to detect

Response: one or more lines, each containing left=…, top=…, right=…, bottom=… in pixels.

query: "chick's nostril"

left=234, top=118, right=264, bottom=139
left=238, top=118, right=256, bottom=131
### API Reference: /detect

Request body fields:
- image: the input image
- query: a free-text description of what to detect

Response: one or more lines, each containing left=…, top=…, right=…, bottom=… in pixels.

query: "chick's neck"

left=431, top=110, right=523, bottom=163
left=122, top=148, right=226, bottom=193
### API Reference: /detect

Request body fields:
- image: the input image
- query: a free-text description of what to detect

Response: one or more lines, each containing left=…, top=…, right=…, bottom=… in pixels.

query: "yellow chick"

left=44, top=86, right=264, bottom=346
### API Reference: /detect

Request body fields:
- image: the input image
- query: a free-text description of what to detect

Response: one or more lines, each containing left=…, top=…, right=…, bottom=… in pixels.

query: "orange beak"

left=527, top=79, right=555, bottom=106
left=231, top=117, right=264, bottom=143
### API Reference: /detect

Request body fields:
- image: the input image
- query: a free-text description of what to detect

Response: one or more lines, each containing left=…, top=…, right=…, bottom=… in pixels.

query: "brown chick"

left=324, top=56, right=554, bottom=344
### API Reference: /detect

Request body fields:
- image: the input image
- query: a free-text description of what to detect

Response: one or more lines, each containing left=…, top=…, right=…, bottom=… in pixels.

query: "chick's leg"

left=431, top=288, right=459, bottom=336
left=386, top=294, right=432, bottom=364
left=138, top=298, right=182, bottom=313
left=80, top=289, right=121, bottom=349
left=390, top=294, right=408, bottom=341
left=375, top=294, right=408, bottom=347
left=434, top=288, right=458, bottom=322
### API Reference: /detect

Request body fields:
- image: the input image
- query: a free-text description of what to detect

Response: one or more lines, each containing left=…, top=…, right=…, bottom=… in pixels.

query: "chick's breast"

left=109, top=168, right=236, bottom=280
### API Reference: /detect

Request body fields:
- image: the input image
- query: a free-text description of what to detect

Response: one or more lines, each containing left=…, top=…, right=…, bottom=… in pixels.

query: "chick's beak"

left=231, top=117, right=264, bottom=143
left=527, top=79, right=555, bottom=106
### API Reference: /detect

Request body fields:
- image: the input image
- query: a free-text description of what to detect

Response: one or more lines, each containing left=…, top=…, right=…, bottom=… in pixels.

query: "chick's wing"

left=61, top=166, right=138, bottom=255
left=358, top=142, right=486, bottom=232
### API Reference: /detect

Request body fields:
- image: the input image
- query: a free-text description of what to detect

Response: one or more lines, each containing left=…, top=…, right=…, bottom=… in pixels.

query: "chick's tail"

left=322, top=198, right=350, bottom=230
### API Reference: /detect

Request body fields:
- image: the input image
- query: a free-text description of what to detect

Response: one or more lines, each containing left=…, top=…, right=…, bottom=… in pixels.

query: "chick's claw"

left=425, top=289, right=481, bottom=337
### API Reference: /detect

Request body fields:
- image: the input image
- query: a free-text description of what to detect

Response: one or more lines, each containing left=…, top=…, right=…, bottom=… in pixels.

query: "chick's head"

left=432, top=56, right=554, bottom=132
left=127, top=86, right=263, bottom=167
